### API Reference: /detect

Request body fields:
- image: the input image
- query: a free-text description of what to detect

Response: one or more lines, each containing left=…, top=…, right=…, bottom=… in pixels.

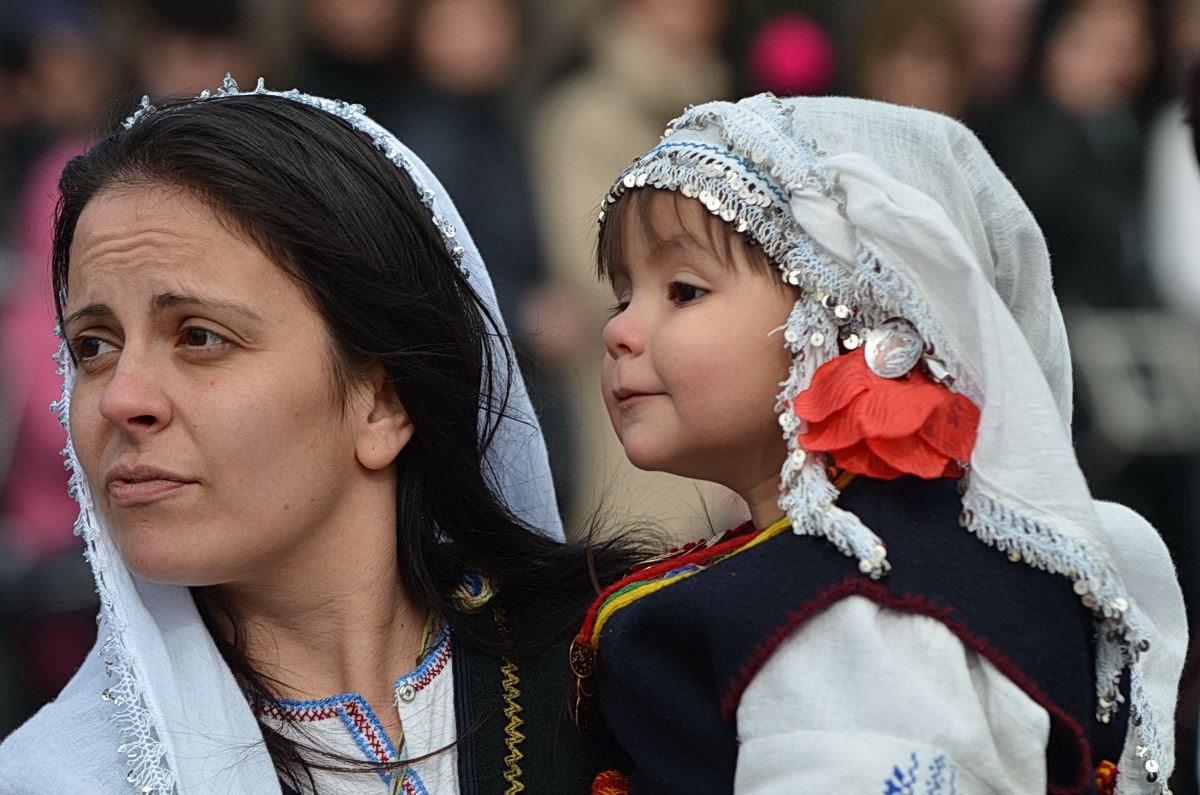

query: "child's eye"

left=608, top=290, right=631, bottom=318
left=180, top=327, right=227, bottom=348
left=667, top=282, right=707, bottom=305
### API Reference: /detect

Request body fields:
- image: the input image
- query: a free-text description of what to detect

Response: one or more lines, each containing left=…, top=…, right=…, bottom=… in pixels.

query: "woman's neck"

left=203, top=526, right=427, bottom=734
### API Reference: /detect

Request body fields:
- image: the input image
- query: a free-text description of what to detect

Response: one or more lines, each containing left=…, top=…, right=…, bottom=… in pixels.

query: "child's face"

left=601, top=192, right=797, bottom=515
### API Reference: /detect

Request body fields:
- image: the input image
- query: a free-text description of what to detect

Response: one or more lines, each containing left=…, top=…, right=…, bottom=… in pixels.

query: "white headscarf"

left=602, top=94, right=1187, bottom=793
left=0, top=77, right=563, bottom=794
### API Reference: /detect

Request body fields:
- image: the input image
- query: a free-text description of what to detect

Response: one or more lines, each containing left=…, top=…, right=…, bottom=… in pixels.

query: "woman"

left=0, top=76, right=634, bottom=793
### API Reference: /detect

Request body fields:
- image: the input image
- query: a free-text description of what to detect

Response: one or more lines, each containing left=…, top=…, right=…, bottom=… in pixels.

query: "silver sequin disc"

left=863, top=318, right=923, bottom=378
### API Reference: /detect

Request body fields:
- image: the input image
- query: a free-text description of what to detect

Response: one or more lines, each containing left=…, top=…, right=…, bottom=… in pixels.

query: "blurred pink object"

left=745, top=13, right=837, bottom=96
left=0, top=137, right=90, bottom=563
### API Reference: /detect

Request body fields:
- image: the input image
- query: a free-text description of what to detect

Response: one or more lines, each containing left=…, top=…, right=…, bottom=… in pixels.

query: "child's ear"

left=355, top=366, right=414, bottom=471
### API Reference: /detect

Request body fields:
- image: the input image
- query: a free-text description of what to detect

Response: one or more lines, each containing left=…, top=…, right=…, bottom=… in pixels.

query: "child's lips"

left=613, top=387, right=658, bottom=410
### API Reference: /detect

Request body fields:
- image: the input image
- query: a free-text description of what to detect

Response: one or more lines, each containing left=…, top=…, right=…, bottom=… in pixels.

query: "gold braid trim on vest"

left=492, top=605, right=525, bottom=793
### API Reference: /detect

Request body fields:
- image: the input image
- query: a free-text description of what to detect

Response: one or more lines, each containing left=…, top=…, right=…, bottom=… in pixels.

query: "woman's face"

left=63, top=184, right=400, bottom=587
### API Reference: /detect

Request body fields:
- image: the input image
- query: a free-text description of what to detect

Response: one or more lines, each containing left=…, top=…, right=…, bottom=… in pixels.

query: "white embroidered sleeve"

left=733, top=595, right=1050, bottom=794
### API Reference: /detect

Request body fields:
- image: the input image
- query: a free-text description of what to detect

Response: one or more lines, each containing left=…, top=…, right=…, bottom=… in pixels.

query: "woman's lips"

left=105, top=466, right=194, bottom=506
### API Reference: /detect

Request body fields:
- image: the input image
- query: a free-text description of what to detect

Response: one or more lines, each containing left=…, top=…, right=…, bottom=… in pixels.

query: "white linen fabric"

left=736, top=596, right=1050, bottom=794
left=602, top=94, right=1187, bottom=792
left=0, top=76, right=563, bottom=794
left=262, top=623, right=459, bottom=794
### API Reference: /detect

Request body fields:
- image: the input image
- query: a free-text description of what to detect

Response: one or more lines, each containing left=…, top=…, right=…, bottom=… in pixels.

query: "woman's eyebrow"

left=150, top=292, right=264, bottom=321
left=63, top=293, right=266, bottom=329
left=61, top=303, right=114, bottom=328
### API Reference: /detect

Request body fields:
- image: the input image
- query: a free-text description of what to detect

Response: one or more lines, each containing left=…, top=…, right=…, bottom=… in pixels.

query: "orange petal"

left=829, top=440, right=907, bottom=480
left=849, top=374, right=941, bottom=439
left=866, top=435, right=953, bottom=479
left=800, top=409, right=865, bottom=451
left=919, top=391, right=980, bottom=461
left=793, top=349, right=873, bottom=423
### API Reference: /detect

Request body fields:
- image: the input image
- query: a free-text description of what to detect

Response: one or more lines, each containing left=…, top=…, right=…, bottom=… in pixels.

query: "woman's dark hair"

left=51, top=93, right=644, bottom=786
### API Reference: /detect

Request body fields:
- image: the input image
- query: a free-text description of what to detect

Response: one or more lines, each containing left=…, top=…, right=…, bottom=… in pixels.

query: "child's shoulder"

left=586, top=475, right=1113, bottom=792
left=595, top=474, right=1094, bottom=711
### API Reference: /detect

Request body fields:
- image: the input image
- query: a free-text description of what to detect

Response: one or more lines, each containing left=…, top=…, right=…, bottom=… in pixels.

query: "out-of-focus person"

left=384, top=0, right=571, bottom=509
left=953, top=0, right=1041, bottom=112
left=290, top=0, right=409, bottom=117
left=113, top=0, right=263, bottom=100
left=529, top=0, right=740, bottom=543
left=1145, top=4, right=1200, bottom=791
left=1146, top=0, right=1200, bottom=326
left=975, top=0, right=1200, bottom=651
left=846, top=0, right=974, bottom=119
left=0, top=0, right=116, bottom=735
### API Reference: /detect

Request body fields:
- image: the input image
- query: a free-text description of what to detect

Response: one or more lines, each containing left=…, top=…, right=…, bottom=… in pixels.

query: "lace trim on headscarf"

left=57, top=74, right=562, bottom=794
left=53, top=344, right=178, bottom=794
left=601, top=93, right=1169, bottom=791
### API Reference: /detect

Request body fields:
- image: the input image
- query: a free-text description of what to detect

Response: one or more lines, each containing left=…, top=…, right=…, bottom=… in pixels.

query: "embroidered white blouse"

left=259, top=623, right=459, bottom=794
left=735, top=597, right=1049, bottom=794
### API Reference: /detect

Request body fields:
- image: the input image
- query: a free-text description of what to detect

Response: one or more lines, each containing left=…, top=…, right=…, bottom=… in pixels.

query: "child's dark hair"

left=51, top=93, right=643, bottom=788
left=597, top=186, right=776, bottom=286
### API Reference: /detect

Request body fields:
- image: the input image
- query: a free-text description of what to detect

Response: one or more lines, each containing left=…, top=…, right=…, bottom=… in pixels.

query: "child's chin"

left=623, top=447, right=684, bottom=479
left=622, top=448, right=664, bottom=474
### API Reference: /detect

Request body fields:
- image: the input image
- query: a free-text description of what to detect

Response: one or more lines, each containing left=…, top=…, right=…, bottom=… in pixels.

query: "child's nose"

left=602, top=305, right=643, bottom=360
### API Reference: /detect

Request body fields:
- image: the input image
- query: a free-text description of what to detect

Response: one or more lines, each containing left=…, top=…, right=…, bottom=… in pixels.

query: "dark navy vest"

left=594, top=476, right=1125, bottom=794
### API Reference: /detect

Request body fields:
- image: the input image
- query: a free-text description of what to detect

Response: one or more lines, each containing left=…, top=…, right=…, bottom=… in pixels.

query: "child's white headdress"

left=603, top=93, right=1186, bottom=793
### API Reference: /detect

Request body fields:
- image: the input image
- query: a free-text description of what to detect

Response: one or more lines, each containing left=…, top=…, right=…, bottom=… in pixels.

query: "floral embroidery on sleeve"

left=883, top=752, right=958, bottom=795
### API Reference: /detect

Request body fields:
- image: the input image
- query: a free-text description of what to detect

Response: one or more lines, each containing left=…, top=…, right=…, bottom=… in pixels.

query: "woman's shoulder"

left=0, top=665, right=128, bottom=792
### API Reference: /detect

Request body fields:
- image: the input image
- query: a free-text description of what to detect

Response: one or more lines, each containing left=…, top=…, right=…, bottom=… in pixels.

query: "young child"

left=571, top=94, right=1187, bottom=793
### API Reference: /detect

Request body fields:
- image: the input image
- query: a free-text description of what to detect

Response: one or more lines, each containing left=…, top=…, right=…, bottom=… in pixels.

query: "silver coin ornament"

left=863, top=318, right=923, bottom=379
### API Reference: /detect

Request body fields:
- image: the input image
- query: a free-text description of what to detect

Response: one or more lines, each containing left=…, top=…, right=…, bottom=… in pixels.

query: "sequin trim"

left=125, top=75, right=469, bottom=274
left=69, top=74, right=480, bottom=793
left=598, top=93, right=1171, bottom=790
left=54, top=351, right=175, bottom=794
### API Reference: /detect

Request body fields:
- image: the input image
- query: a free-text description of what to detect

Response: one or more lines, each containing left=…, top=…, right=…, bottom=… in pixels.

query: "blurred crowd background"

left=3, top=0, right=1200, bottom=785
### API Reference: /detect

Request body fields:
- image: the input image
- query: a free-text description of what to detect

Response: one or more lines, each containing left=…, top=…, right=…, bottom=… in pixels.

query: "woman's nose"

left=96, top=352, right=172, bottom=435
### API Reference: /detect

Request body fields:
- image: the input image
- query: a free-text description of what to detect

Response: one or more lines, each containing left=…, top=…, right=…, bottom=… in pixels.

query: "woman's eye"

left=181, top=327, right=226, bottom=347
left=668, top=282, right=707, bottom=305
left=73, top=337, right=116, bottom=361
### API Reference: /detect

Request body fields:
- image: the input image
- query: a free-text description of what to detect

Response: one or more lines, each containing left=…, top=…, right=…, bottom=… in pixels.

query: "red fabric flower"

left=792, top=347, right=979, bottom=480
